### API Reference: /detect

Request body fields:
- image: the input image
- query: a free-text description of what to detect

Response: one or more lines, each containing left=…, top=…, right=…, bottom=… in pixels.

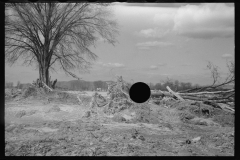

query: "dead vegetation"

left=83, top=75, right=234, bottom=128
left=5, top=75, right=234, bottom=156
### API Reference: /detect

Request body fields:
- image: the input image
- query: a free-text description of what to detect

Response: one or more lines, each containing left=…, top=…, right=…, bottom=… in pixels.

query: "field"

left=5, top=88, right=234, bottom=156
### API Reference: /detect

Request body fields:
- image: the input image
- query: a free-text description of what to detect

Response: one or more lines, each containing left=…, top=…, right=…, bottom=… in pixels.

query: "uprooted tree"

left=179, top=60, right=234, bottom=93
left=150, top=60, right=235, bottom=113
left=5, top=3, right=119, bottom=89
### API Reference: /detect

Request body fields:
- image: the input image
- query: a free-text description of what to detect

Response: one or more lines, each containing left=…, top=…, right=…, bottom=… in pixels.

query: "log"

left=181, top=96, right=207, bottom=101
left=218, top=104, right=235, bottom=112
left=181, top=95, right=234, bottom=103
left=166, top=86, right=185, bottom=101
left=203, top=101, right=234, bottom=113
left=41, top=81, right=53, bottom=91
left=178, top=89, right=234, bottom=96
left=151, top=91, right=174, bottom=98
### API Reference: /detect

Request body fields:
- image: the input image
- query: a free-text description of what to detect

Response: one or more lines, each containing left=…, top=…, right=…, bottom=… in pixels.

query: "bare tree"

left=206, top=61, right=221, bottom=86
left=179, top=60, right=235, bottom=93
left=17, top=81, right=21, bottom=88
left=5, top=3, right=119, bottom=88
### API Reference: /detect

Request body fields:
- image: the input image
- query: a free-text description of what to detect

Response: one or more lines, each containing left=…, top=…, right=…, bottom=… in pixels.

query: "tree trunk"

left=39, top=63, right=50, bottom=87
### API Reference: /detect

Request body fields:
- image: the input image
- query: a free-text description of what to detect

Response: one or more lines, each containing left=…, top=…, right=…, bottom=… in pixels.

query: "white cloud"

left=136, top=41, right=173, bottom=49
left=97, top=61, right=125, bottom=68
left=173, top=3, right=234, bottom=39
left=222, top=54, right=233, bottom=59
left=147, top=63, right=167, bottom=70
left=150, top=65, right=158, bottom=70
left=137, top=28, right=170, bottom=38
left=140, top=3, right=234, bottom=40
left=136, top=10, right=175, bottom=38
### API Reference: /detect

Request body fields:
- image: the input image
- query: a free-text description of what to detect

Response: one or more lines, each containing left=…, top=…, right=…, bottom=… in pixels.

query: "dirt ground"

left=5, top=88, right=234, bottom=156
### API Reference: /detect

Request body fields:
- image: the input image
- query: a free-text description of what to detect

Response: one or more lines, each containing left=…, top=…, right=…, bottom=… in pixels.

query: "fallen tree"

left=86, top=74, right=234, bottom=115
left=151, top=60, right=234, bottom=112
left=151, top=86, right=234, bottom=113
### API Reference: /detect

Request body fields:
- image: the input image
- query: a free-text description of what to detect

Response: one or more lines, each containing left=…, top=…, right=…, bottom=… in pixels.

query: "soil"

left=5, top=88, right=234, bottom=156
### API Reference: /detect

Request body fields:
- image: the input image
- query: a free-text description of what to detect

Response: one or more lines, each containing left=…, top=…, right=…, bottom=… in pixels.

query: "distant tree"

left=185, top=82, right=192, bottom=89
left=17, top=81, right=21, bottom=89
left=154, top=83, right=162, bottom=90
left=5, top=82, right=13, bottom=88
left=180, top=60, right=235, bottom=93
left=206, top=61, right=221, bottom=86
left=180, top=82, right=187, bottom=91
left=194, top=84, right=200, bottom=89
left=94, top=81, right=105, bottom=90
left=149, top=83, right=155, bottom=90
left=5, top=3, right=119, bottom=88
left=173, top=80, right=179, bottom=91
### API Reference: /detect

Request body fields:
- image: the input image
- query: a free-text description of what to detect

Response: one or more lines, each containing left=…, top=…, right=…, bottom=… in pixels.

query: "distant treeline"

left=148, top=80, right=233, bottom=91
left=55, top=80, right=110, bottom=91
left=6, top=79, right=233, bottom=91
left=5, top=82, right=14, bottom=88
left=149, top=80, right=197, bottom=92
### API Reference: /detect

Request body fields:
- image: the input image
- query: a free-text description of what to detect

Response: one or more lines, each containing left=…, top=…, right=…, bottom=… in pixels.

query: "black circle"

left=129, top=82, right=151, bottom=103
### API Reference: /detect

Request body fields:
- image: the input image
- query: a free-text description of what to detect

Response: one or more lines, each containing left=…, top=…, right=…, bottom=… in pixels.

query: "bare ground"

left=5, top=90, right=234, bottom=156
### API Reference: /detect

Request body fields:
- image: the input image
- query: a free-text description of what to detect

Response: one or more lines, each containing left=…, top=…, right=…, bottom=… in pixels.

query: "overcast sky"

left=5, top=3, right=234, bottom=86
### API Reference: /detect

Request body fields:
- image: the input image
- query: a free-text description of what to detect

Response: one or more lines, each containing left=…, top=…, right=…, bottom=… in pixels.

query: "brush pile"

left=88, top=76, right=134, bottom=115
left=88, top=75, right=234, bottom=115
left=151, top=85, right=235, bottom=113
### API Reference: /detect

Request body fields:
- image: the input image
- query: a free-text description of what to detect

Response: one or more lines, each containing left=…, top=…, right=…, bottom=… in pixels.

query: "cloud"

left=137, top=28, right=170, bottom=38
left=97, top=61, right=125, bottom=68
left=143, top=3, right=234, bottom=40
left=146, top=63, right=167, bottom=70
left=150, top=65, right=158, bottom=70
left=173, top=3, right=234, bottom=39
left=222, top=54, right=233, bottom=59
left=136, top=9, right=175, bottom=38
left=136, top=41, right=173, bottom=49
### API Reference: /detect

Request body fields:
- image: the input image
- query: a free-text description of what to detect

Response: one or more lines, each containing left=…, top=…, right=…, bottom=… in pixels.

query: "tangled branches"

left=89, top=75, right=134, bottom=115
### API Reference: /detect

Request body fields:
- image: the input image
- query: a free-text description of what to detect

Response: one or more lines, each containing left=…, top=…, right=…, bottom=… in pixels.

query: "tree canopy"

left=5, top=3, right=119, bottom=87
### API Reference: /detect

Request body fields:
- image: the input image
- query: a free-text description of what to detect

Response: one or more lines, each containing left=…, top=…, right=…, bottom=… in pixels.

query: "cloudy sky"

left=5, top=3, right=234, bottom=86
